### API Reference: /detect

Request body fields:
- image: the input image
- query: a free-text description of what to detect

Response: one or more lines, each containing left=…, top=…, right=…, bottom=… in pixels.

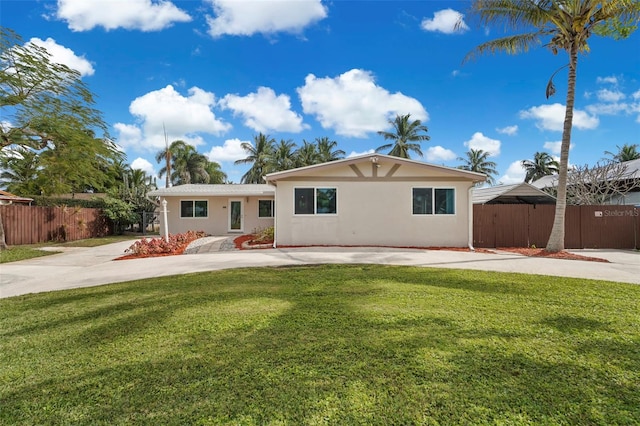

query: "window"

left=181, top=200, right=208, bottom=218
left=258, top=199, right=274, bottom=218
left=295, top=187, right=337, bottom=215
left=412, top=188, right=455, bottom=215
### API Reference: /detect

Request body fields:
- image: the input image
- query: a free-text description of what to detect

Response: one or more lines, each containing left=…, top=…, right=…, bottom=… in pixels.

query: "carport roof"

left=472, top=183, right=556, bottom=204
left=148, top=184, right=275, bottom=197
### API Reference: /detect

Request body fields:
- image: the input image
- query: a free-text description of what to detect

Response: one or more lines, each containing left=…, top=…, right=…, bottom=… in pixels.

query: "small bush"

left=125, top=231, right=206, bottom=256
left=251, top=226, right=274, bottom=244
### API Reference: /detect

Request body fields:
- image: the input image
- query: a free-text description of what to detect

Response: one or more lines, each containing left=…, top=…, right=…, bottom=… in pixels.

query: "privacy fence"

left=474, top=204, right=640, bottom=249
left=0, top=204, right=111, bottom=245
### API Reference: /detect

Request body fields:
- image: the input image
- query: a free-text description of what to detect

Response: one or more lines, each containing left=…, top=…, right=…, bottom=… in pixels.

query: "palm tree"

left=204, top=160, right=227, bottom=184
left=316, top=137, right=345, bottom=163
left=375, top=113, right=430, bottom=159
left=0, top=147, right=41, bottom=195
left=465, top=0, right=640, bottom=252
left=294, top=140, right=320, bottom=167
left=521, top=152, right=559, bottom=183
left=457, top=149, right=498, bottom=186
left=605, top=143, right=640, bottom=162
left=234, top=133, right=276, bottom=184
left=155, top=140, right=189, bottom=187
left=271, top=139, right=297, bottom=172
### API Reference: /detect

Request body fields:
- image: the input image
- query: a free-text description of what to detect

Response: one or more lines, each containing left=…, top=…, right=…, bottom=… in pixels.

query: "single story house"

left=472, top=183, right=556, bottom=205
left=149, top=153, right=486, bottom=247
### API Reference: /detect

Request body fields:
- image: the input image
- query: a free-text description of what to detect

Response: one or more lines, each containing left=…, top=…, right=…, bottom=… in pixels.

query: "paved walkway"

left=1, top=239, right=638, bottom=299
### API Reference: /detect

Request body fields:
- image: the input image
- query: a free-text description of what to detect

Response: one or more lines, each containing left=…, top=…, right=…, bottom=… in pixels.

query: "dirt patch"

left=496, top=247, right=609, bottom=263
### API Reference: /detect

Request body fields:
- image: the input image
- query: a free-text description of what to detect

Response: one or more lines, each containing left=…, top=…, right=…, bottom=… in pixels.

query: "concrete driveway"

left=1, top=240, right=638, bottom=299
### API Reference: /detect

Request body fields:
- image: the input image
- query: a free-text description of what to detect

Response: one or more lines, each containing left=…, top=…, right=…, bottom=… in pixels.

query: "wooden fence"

left=0, top=204, right=111, bottom=245
left=474, top=204, right=640, bottom=249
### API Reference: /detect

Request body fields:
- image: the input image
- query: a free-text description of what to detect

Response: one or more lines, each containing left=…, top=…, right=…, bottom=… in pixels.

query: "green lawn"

left=1, top=265, right=638, bottom=425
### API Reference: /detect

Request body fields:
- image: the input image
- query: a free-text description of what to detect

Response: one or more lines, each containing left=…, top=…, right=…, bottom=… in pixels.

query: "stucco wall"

left=159, top=196, right=274, bottom=236
left=274, top=180, right=473, bottom=247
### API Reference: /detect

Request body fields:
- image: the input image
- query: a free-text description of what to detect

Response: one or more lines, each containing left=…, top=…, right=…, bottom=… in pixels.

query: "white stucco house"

left=149, top=153, right=486, bottom=248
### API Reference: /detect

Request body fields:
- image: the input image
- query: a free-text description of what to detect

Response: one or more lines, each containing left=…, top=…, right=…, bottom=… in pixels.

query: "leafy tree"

left=0, top=28, right=117, bottom=249
left=605, top=143, right=640, bottom=162
left=457, top=149, right=498, bottom=185
left=521, top=151, right=559, bottom=183
left=234, top=133, right=276, bottom=184
left=316, top=137, right=345, bottom=163
left=294, top=140, right=321, bottom=167
left=271, top=139, right=297, bottom=172
left=101, top=196, right=138, bottom=235
left=465, top=0, right=640, bottom=252
left=376, top=113, right=430, bottom=159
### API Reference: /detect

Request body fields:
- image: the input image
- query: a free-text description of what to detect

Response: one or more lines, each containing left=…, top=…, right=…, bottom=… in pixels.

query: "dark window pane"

left=316, top=188, right=336, bottom=214
left=412, top=188, right=432, bottom=215
left=259, top=200, right=273, bottom=218
left=435, top=189, right=455, bottom=214
left=181, top=201, right=193, bottom=218
left=295, top=188, right=314, bottom=214
left=194, top=201, right=208, bottom=217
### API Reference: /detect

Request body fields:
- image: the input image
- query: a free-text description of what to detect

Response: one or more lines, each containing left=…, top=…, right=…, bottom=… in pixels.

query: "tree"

left=155, top=140, right=189, bottom=186
left=564, top=160, right=640, bottom=204
left=294, top=140, right=320, bottom=167
left=1, top=28, right=116, bottom=249
left=271, top=139, right=297, bottom=172
left=605, top=143, right=640, bottom=162
left=457, top=149, right=498, bottom=185
left=0, top=147, right=41, bottom=195
left=234, top=133, right=276, bottom=184
left=316, top=137, right=345, bottom=163
left=464, top=0, right=640, bottom=252
left=521, top=151, right=559, bottom=183
left=204, top=161, right=227, bottom=184
left=376, top=113, right=430, bottom=159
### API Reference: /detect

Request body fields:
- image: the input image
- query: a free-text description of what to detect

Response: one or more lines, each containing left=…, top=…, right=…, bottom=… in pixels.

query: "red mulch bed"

left=114, top=244, right=190, bottom=261
left=496, top=247, right=609, bottom=263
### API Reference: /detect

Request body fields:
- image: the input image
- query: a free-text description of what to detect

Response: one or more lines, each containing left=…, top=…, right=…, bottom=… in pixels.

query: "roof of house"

left=531, top=158, right=640, bottom=189
left=0, top=190, right=34, bottom=205
left=472, top=183, right=556, bottom=205
left=148, top=184, right=275, bottom=197
left=265, top=153, right=487, bottom=183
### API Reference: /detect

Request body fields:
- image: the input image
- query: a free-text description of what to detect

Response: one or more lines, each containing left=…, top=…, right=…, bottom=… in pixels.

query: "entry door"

left=228, top=200, right=243, bottom=232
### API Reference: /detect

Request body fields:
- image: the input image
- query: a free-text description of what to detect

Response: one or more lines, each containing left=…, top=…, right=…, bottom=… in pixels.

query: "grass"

left=1, top=265, right=639, bottom=425
left=0, top=235, right=140, bottom=263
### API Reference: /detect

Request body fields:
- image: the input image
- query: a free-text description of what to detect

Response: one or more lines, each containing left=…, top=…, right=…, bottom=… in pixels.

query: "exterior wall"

left=159, top=195, right=274, bottom=236
left=274, top=179, right=473, bottom=247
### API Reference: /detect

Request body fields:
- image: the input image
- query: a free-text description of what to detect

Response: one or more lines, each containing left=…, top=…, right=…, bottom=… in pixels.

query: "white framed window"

left=180, top=200, right=208, bottom=218
left=412, top=188, right=455, bottom=215
left=258, top=199, right=274, bottom=218
left=294, top=187, right=337, bottom=215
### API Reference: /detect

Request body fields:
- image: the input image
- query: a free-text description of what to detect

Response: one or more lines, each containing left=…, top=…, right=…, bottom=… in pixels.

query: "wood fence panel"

left=0, top=205, right=111, bottom=245
left=494, top=205, right=529, bottom=247
left=473, top=205, right=496, bottom=248
left=579, top=205, right=638, bottom=249
left=526, top=205, right=554, bottom=248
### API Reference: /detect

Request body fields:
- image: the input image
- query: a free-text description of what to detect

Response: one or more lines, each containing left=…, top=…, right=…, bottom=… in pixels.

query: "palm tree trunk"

left=0, top=213, right=8, bottom=250
left=546, top=43, right=578, bottom=253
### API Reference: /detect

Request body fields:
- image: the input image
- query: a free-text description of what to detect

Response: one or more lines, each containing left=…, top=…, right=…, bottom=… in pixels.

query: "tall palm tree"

left=294, top=140, right=320, bottom=167
left=605, top=143, right=640, bottom=162
left=457, top=149, right=498, bottom=186
left=204, top=160, right=227, bottom=184
left=375, top=113, right=430, bottom=159
left=234, top=133, right=276, bottom=184
left=155, top=140, right=189, bottom=187
left=271, top=139, right=297, bottom=172
left=465, top=0, right=640, bottom=252
left=316, top=137, right=345, bottom=163
left=521, top=151, right=559, bottom=183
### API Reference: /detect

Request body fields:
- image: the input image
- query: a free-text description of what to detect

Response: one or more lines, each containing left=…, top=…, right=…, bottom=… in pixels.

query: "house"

left=472, top=183, right=556, bottom=205
left=149, top=154, right=486, bottom=247
left=0, top=190, right=33, bottom=205
left=148, top=184, right=275, bottom=235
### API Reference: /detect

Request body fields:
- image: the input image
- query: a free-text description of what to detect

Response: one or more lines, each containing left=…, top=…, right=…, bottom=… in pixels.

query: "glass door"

left=229, top=200, right=243, bottom=232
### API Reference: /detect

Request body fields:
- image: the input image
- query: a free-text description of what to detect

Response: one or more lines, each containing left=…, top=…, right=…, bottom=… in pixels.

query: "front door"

left=228, top=200, right=243, bottom=232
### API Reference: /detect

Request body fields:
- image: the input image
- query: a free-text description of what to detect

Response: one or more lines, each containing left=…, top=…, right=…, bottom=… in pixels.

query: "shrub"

left=251, top=226, right=274, bottom=244
left=125, top=231, right=206, bottom=256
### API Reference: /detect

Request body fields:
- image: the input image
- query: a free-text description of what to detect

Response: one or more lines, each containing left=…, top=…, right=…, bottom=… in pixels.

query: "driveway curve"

left=1, top=240, right=638, bottom=299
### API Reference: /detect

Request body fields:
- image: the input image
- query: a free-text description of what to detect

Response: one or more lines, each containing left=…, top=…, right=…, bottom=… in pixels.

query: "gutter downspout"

left=468, top=185, right=475, bottom=251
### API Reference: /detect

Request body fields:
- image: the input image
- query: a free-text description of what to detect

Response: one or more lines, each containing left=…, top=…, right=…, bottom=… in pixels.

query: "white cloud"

left=421, top=9, right=468, bottom=34
left=543, top=140, right=574, bottom=155
left=130, top=157, right=155, bottom=176
left=597, top=89, right=625, bottom=103
left=496, top=125, right=518, bottom=136
left=206, top=138, right=248, bottom=163
left=116, top=85, right=230, bottom=151
left=499, top=161, right=527, bottom=185
left=463, top=132, right=501, bottom=156
left=297, top=69, right=428, bottom=137
left=220, top=87, right=308, bottom=133
left=632, top=90, right=640, bottom=100
left=205, top=0, right=327, bottom=37
left=55, top=0, right=191, bottom=31
left=347, top=149, right=375, bottom=158
left=596, top=76, right=618, bottom=85
left=519, top=103, right=599, bottom=131
left=425, top=146, right=456, bottom=162
left=27, top=37, right=94, bottom=76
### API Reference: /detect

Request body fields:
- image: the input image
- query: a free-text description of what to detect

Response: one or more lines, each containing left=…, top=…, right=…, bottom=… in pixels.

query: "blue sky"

left=4, top=0, right=640, bottom=185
